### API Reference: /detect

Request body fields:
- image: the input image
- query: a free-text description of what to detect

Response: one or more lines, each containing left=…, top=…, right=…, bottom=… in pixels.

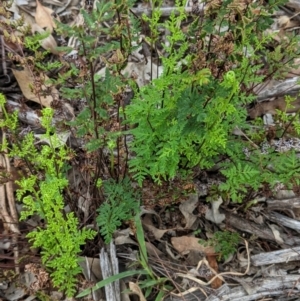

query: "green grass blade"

left=76, top=269, right=147, bottom=298
left=134, top=213, right=148, bottom=265
left=139, top=278, right=167, bottom=289
left=155, top=289, right=165, bottom=301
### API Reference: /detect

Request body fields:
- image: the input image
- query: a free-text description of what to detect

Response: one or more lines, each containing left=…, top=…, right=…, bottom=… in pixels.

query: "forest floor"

left=2, top=0, right=300, bottom=300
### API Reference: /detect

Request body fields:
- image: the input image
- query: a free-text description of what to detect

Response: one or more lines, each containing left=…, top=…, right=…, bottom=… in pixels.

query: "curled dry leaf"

left=31, top=23, right=58, bottom=54
left=142, top=214, right=169, bottom=240
left=237, top=248, right=250, bottom=268
left=268, top=224, right=284, bottom=244
left=278, top=16, right=291, bottom=29
left=39, top=33, right=58, bottom=54
left=35, top=0, right=56, bottom=32
left=121, top=58, right=163, bottom=88
left=205, top=197, right=225, bottom=224
left=277, top=15, right=299, bottom=29
left=179, top=193, right=198, bottom=229
left=129, top=282, right=146, bottom=301
left=114, top=227, right=137, bottom=246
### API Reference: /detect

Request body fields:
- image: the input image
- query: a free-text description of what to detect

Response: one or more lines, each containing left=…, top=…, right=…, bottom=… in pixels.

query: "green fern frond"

left=96, top=178, right=140, bottom=243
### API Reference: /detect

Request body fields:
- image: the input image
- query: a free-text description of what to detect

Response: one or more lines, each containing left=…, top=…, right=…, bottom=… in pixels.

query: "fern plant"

left=125, top=0, right=256, bottom=185
left=219, top=135, right=300, bottom=202
left=0, top=96, right=96, bottom=297
left=125, top=0, right=300, bottom=204
left=201, top=231, right=240, bottom=261
left=18, top=0, right=142, bottom=185
left=96, top=177, right=140, bottom=243
left=55, top=0, right=139, bottom=151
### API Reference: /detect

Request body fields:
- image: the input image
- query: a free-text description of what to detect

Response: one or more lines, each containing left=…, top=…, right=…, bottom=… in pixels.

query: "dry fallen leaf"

left=12, top=67, right=58, bottom=107
left=142, top=214, right=170, bottom=240
left=129, top=282, right=146, bottom=301
left=114, top=227, right=137, bottom=246
left=268, top=224, right=284, bottom=244
left=120, top=58, right=163, bottom=88
left=171, top=236, right=215, bottom=255
left=237, top=248, right=250, bottom=268
left=78, top=257, right=102, bottom=280
left=12, top=68, right=74, bottom=118
left=31, top=23, right=58, bottom=54
left=277, top=15, right=299, bottom=29
left=179, top=193, right=198, bottom=229
left=12, top=67, right=57, bottom=107
left=145, top=241, right=164, bottom=257
left=35, top=0, right=56, bottom=32
left=205, top=197, right=225, bottom=224
left=207, top=254, right=222, bottom=289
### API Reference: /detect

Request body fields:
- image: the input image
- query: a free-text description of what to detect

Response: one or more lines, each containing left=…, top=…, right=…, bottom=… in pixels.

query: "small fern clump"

left=96, top=177, right=140, bottom=243
left=202, top=231, right=240, bottom=261
left=0, top=96, right=96, bottom=297
left=220, top=135, right=300, bottom=202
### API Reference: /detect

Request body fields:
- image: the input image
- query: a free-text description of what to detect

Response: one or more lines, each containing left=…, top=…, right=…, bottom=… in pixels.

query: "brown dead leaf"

left=142, top=214, right=170, bottom=240
left=145, top=242, right=164, bottom=257
left=171, top=236, right=215, bottom=255
left=12, top=67, right=57, bottom=107
left=248, top=96, right=300, bottom=119
left=206, top=254, right=222, bottom=289
left=277, top=15, right=299, bottom=29
left=35, top=0, right=56, bottom=33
